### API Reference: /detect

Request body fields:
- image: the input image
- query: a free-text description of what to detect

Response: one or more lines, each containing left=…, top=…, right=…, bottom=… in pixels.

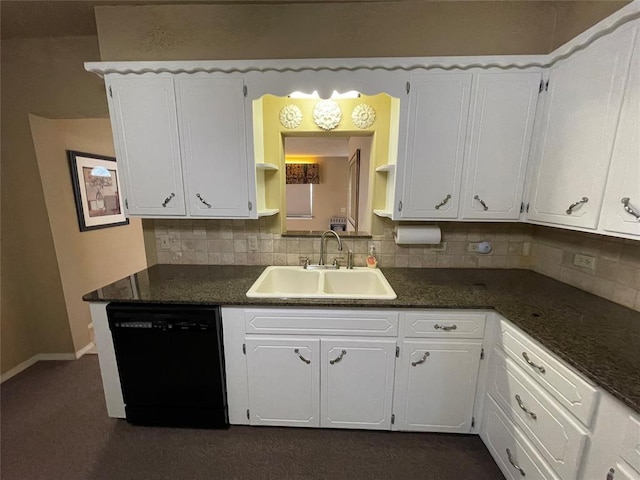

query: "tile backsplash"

left=153, top=219, right=532, bottom=270
left=152, top=219, right=640, bottom=312
left=530, top=225, right=640, bottom=311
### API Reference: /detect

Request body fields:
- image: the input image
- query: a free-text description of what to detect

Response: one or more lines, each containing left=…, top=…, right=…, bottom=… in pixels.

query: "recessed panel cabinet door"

left=108, top=76, right=185, bottom=216
left=400, top=73, right=472, bottom=219
left=461, top=72, right=541, bottom=220
left=176, top=76, right=252, bottom=218
left=393, top=340, right=482, bottom=433
left=601, top=28, right=640, bottom=237
left=246, top=337, right=319, bottom=427
left=320, top=338, right=396, bottom=430
left=527, top=22, right=636, bottom=229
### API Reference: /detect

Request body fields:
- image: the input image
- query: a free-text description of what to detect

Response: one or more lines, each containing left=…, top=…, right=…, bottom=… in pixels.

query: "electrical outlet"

left=468, top=241, right=492, bottom=254
left=248, top=235, right=259, bottom=252
left=574, top=253, right=596, bottom=270
left=160, top=235, right=170, bottom=250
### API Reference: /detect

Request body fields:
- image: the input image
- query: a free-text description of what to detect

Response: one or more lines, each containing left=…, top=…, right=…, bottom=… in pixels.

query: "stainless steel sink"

left=246, top=266, right=397, bottom=299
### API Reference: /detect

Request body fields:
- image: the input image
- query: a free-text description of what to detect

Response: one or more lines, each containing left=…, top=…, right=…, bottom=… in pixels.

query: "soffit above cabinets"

left=1, top=1, right=631, bottom=57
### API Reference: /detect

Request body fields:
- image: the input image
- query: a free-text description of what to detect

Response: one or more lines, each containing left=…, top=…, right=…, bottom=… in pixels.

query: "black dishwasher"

left=107, top=303, right=228, bottom=429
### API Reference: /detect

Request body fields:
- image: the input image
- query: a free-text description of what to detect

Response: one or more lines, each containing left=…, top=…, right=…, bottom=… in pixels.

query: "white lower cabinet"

left=488, top=349, right=588, bottom=480
left=393, top=339, right=482, bottom=433
left=245, top=336, right=320, bottom=427
left=238, top=308, right=486, bottom=432
left=321, top=338, right=396, bottom=429
left=482, top=396, right=560, bottom=480
left=245, top=335, right=396, bottom=429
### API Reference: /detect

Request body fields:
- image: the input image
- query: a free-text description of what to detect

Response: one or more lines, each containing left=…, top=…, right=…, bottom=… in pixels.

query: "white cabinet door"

left=108, top=75, right=185, bottom=216
left=245, top=337, right=319, bottom=427
left=320, top=338, right=396, bottom=430
left=527, top=22, right=636, bottom=229
left=600, top=27, right=640, bottom=237
left=461, top=72, right=541, bottom=220
left=176, top=76, right=253, bottom=218
left=400, top=73, right=472, bottom=219
left=393, top=340, right=482, bottom=433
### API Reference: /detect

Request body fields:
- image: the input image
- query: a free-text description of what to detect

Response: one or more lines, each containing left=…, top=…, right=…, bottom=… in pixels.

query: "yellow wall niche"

left=253, top=93, right=400, bottom=234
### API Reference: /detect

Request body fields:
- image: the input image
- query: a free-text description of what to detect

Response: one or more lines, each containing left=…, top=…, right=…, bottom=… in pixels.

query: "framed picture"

left=347, top=149, right=361, bottom=231
left=67, top=150, right=129, bottom=232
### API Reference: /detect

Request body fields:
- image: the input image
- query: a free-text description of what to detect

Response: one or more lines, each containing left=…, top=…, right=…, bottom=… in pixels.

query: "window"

left=286, top=184, right=313, bottom=218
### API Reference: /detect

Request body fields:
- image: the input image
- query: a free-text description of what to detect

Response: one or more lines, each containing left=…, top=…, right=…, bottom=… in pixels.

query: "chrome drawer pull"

left=162, top=192, right=176, bottom=207
left=474, top=195, right=489, bottom=211
left=434, top=324, right=457, bottom=331
left=566, top=196, right=588, bottom=214
left=506, top=448, right=526, bottom=477
left=621, top=197, right=640, bottom=220
left=294, top=348, right=311, bottom=365
left=196, top=193, right=212, bottom=208
left=435, top=194, right=452, bottom=210
left=329, top=350, right=347, bottom=365
left=522, top=352, right=546, bottom=373
left=411, top=351, right=430, bottom=367
left=515, top=394, right=537, bottom=420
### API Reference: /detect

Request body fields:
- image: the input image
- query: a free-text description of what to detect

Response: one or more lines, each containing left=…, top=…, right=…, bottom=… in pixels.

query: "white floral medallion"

left=351, top=104, right=376, bottom=129
left=279, top=105, right=303, bottom=129
left=313, top=100, right=342, bottom=130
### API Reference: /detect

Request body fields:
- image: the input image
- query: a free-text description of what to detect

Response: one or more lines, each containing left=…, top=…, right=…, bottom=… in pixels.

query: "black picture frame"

left=67, top=150, right=129, bottom=232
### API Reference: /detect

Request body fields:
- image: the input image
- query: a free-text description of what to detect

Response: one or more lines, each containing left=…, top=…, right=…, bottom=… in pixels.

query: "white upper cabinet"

left=176, top=76, right=252, bottom=217
left=600, top=27, right=640, bottom=237
left=108, top=75, right=186, bottom=216
left=399, top=73, right=472, bottom=219
left=461, top=72, right=541, bottom=220
left=106, top=73, right=255, bottom=219
left=526, top=22, right=636, bottom=229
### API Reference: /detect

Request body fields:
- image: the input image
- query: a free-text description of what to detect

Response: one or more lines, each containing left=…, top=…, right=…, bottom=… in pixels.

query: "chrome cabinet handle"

left=621, top=197, right=640, bottom=220
left=566, top=196, right=588, bottom=214
left=522, top=352, right=546, bottom=373
left=411, top=351, right=430, bottom=367
left=162, top=192, right=176, bottom=208
left=515, top=394, right=537, bottom=420
left=435, top=194, right=452, bottom=210
left=294, top=348, right=311, bottom=365
left=329, top=349, right=347, bottom=365
left=434, top=324, right=457, bottom=331
left=506, top=448, right=526, bottom=477
left=474, top=195, right=489, bottom=211
left=196, top=193, right=212, bottom=208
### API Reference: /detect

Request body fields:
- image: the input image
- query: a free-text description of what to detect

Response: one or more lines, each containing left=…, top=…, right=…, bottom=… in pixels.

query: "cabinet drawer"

left=499, top=320, right=598, bottom=426
left=244, top=308, right=398, bottom=336
left=402, top=311, right=487, bottom=338
left=483, top=395, right=560, bottom=480
left=489, top=348, right=588, bottom=480
left=621, top=414, right=640, bottom=473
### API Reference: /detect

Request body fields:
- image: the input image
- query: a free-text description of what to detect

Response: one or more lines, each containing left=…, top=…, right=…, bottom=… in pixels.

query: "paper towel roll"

left=395, top=225, right=441, bottom=245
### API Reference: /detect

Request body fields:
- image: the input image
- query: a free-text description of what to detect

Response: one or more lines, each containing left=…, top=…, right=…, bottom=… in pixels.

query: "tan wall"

left=286, top=157, right=348, bottom=232
left=30, top=116, right=147, bottom=352
left=95, top=2, right=627, bottom=60
left=1, top=35, right=111, bottom=374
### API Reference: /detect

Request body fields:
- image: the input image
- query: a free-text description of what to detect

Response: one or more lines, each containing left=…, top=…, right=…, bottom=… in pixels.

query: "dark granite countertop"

left=84, top=264, right=640, bottom=415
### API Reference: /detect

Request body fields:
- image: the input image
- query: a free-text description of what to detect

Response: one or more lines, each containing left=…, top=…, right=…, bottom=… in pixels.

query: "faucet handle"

left=332, top=258, right=340, bottom=269
left=300, top=256, right=310, bottom=269
left=347, top=250, right=354, bottom=269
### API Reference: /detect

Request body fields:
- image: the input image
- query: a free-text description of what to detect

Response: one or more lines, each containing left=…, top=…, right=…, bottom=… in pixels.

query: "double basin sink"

left=246, top=266, right=397, bottom=300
